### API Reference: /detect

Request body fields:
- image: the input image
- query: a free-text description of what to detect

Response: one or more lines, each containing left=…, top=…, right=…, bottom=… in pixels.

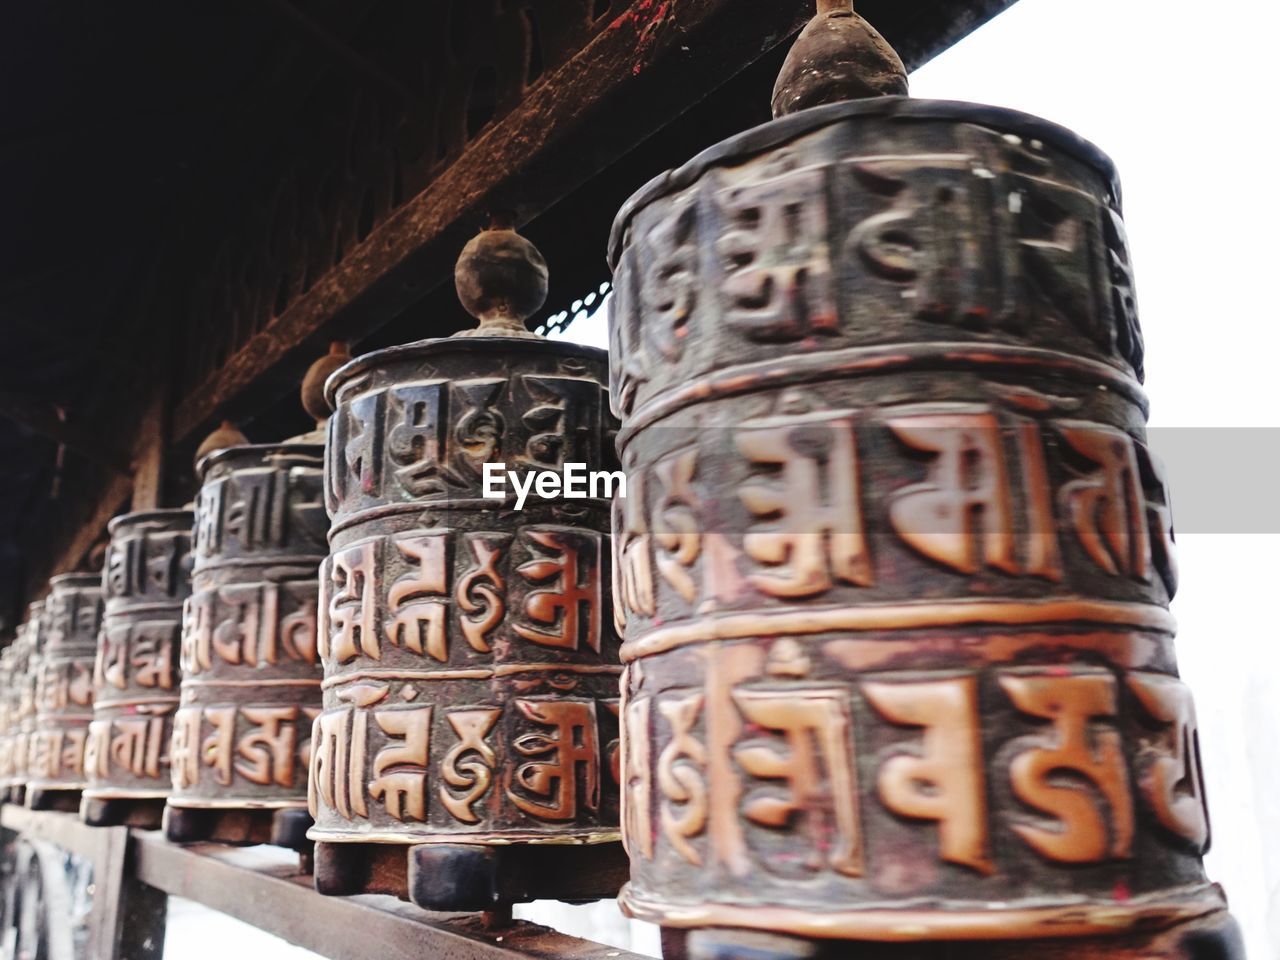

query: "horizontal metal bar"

left=1, top=801, right=106, bottom=861
left=3, top=805, right=647, bottom=959
left=130, top=827, right=646, bottom=960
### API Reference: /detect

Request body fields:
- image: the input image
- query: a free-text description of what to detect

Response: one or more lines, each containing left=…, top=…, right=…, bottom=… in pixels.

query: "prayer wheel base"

left=25, top=787, right=82, bottom=813
left=658, top=911, right=1245, bottom=960
left=81, top=796, right=164, bottom=830
left=313, top=840, right=629, bottom=910
left=163, top=806, right=314, bottom=852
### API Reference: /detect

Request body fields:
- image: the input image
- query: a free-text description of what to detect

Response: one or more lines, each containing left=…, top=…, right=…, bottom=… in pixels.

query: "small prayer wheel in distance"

left=12, top=602, right=45, bottom=808
left=26, top=573, right=102, bottom=811
left=606, top=3, right=1242, bottom=958
left=309, top=225, right=625, bottom=912
left=0, top=641, right=14, bottom=802
left=82, top=509, right=194, bottom=828
left=0, top=620, right=35, bottom=805
left=163, top=438, right=327, bottom=850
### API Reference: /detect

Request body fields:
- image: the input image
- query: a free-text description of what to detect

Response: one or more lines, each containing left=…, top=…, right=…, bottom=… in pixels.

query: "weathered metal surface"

left=27, top=574, right=102, bottom=807
left=83, top=509, right=194, bottom=816
left=0, top=625, right=32, bottom=798
left=166, top=442, right=326, bottom=838
left=607, top=96, right=1238, bottom=950
left=11, top=603, right=46, bottom=804
left=309, top=233, right=623, bottom=907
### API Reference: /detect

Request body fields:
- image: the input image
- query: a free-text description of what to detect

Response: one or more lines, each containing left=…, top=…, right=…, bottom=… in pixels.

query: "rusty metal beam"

left=171, top=0, right=1017, bottom=442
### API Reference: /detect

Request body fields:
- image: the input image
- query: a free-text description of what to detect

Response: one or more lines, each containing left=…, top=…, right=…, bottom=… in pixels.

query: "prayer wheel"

left=0, top=642, right=12, bottom=801
left=11, top=603, right=45, bottom=807
left=607, top=4, right=1242, bottom=958
left=164, top=439, right=327, bottom=850
left=26, top=574, right=102, bottom=811
left=82, top=509, right=194, bottom=828
left=309, top=226, right=625, bottom=911
left=0, top=624, right=32, bottom=803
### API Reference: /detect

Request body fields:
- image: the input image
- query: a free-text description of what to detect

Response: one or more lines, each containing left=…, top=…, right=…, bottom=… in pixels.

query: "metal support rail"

left=1, top=804, right=644, bottom=960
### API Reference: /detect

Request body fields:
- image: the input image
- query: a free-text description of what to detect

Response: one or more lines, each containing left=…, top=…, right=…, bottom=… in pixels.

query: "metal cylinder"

left=166, top=442, right=326, bottom=843
left=608, top=97, right=1236, bottom=952
left=310, top=333, right=623, bottom=908
left=0, top=626, right=30, bottom=799
left=14, top=602, right=45, bottom=803
left=83, top=509, right=193, bottom=822
left=27, top=573, right=102, bottom=809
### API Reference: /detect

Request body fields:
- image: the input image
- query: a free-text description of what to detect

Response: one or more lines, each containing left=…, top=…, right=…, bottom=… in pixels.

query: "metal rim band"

left=608, top=95, right=1121, bottom=267
left=618, top=882, right=1226, bottom=942
left=307, top=829, right=622, bottom=846
left=615, top=342, right=1148, bottom=448
left=620, top=597, right=1176, bottom=662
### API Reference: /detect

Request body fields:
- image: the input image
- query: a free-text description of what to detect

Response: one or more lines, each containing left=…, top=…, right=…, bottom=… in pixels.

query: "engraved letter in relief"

left=519, top=376, right=601, bottom=471
left=639, top=196, right=698, bottom=361
left=237, top=706, right=299, bottom=787
left=224, top=467, right=287, bottom=551
left=656, top=693, right=707, bottom=866
left=1128, top=674, right=1208, bottom=850
left=341, top=391, right=384, bottom=502
left=621, top=693, right=654, bottom=859
left=737, top=411, right=871, bottom=596
left=653, top=447, right=701, bottom=603
left=201, top=706, right=237, bottom=786
left=322, top=542, right=380, bottom=663
left=1057, top=422, right=1151, bottom=580
left=506, top=700, right=600, bottom=822
left=455, top=534, right=509, bottom=654
left=451, top=379, right=505, bottom=477
left=171, top=707, right=202, bottom=790
left=1008, top=166, right=1108, bottom=346
left=732, top=687, right=862, bottom=876
left=439, top=708, right=500, bottom=823
left=278, top=581, right=319, bottom=664
left=98, top=625, right=130, bottom=690
left=862, top=677, right=993, bottom=873
left=211, top=582, right=264, bottom=666
left=385, top=533, right=450, bottom=661
left=613, top=459, right=654, bottom=629
left=131, top=622, right=177, bottom=689
left=716, top=164, right=836, bottom=341
left=386, top=382, right=454, bottom=496
left=308, top=708, right=369, bottom=821
left=1000, top=673, right=1134, bottom=862
left=888, top=409, right=1020, bottom=575
left=514, top=530, right=601, bottom=653
left=369, top=707, right=432, bottom=822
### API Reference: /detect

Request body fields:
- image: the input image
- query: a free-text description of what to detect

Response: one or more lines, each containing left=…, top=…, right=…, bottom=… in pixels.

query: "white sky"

left=553, top=1, right=1280, bottom=955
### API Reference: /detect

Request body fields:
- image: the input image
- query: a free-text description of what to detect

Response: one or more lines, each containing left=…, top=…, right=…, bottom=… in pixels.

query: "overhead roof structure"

left=0, top=0, right=1016, bottom=627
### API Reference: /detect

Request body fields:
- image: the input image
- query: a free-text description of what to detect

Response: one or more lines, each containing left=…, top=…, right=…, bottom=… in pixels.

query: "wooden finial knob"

left=301, top=341, right=351, bottom=425
left=771, top=0, right=907, bottom=118
left=195, top=419, right=248, bottom=467
left=453, top=221, right=547, bottom=338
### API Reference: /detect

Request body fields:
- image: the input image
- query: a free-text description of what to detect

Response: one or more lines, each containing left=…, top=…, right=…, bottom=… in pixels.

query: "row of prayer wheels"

left=0, top=4, right=1245, bottom=957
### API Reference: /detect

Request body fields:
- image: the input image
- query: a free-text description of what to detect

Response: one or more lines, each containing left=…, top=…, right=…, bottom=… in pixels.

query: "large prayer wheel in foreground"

left=607, top=5, right=1240, bottom=958
left=165, top=441, right=326, bottom=848
left=27, top=573, right=102, bottom=811
left=82, top=509, right=194, bottom=827
left=310, top=227, right=625, bottom=911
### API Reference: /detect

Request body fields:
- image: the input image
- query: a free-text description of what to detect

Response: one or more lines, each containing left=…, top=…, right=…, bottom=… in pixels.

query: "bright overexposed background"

left=165, top=1, right=1278, bottom=956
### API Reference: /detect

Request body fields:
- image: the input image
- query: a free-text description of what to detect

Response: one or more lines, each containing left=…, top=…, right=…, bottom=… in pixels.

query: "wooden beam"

left=170, top=0, right=1017, bottom=442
